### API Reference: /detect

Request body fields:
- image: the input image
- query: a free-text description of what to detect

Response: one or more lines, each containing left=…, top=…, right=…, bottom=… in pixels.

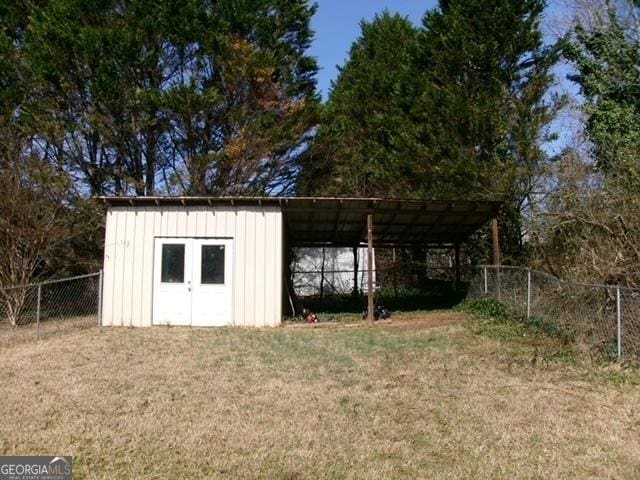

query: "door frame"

left=151, top=236, right=234, bottom=327
left=191, top=238, right=234, bottom=327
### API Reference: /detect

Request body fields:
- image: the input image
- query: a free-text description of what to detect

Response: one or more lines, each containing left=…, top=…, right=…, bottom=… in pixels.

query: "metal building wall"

left=101, top=206, right=283, bottom=327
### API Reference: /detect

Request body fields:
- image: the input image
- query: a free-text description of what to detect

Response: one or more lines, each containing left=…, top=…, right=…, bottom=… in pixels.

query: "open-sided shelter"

left=100, top=197, right=502, bottom=327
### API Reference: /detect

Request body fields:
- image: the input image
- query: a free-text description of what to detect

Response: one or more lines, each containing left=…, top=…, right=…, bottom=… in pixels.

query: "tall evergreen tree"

left=303, top=1, right=559, bottom=262
left=413, top=0, right=561, bottom=261
left=299, top=12, right=419, bottom=196
left=23, top=0, right=319, bottom=196
left=413, top=0, right=550, bottom=194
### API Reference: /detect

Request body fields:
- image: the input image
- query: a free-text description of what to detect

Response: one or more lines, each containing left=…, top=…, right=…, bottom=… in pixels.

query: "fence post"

left=98, top=270, right=104, bottom=326
left=526, top=268, right=531, bottom=320
left=483, top=266, right=488, bottom=295
left=616, top=287, right=622, bottom=360
left=36, top=283, right=42, bottom=341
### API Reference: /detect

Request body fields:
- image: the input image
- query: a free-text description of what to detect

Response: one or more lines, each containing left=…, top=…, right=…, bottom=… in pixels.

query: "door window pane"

left=201, top=245, right=225, bottom=284
left=161, top=244, right=185, bottom=283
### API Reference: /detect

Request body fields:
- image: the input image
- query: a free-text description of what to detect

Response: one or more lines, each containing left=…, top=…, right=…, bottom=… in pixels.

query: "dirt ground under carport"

left=284, top=309, right=467, bottom=331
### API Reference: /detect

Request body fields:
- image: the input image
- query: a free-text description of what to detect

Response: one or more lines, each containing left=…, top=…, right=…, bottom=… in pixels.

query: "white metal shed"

left=100, top=197, right=502, bottom=327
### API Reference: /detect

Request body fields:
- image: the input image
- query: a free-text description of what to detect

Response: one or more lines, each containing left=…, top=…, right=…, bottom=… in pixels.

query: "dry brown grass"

left=0, top=315, right=96, bottom=347
left=0, top=312, right=639, bottom=479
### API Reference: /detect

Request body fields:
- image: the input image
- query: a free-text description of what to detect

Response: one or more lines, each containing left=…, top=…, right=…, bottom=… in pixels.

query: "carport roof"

left=102, top=196, right=502, bottom=248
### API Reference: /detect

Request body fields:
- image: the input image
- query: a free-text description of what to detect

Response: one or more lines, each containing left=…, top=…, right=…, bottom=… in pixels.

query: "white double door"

left=153, top=238, right=233, bottom=327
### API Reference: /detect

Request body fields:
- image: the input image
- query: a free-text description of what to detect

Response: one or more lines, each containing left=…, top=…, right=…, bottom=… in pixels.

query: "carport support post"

left=392, top=248, right=398, bottom=299
left=367, top=214, right=375, bottom=323
left=453, top=243, right=461, bottom=293
left=526, top=268, right=531, bottom=320
left=491, top=216, right=501, bottom=300
left=352, top=247, right=359, bottom=297
left=491, top=216, right=501, bottom=266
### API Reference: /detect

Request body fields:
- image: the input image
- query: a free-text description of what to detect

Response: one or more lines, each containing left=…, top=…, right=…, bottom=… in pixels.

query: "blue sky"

left=309, top=0, right=438, bottom=100
left=308, top=0, right=580, bottom=155
left=308, top=0, right=575, bottom=98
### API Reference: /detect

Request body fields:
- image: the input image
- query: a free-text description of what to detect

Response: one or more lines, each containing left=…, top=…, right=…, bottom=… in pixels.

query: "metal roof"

left=102, top=196, right=502, bottom=248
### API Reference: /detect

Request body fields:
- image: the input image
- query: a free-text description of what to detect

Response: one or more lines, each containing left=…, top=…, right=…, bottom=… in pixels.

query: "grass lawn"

left=0, top=310, right=639, bottom=479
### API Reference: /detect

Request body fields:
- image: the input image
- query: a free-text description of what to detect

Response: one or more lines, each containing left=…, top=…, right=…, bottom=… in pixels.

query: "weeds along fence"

left=468, top=266, right=640, bottom=360
left=0, top=272, right=102, bottom=347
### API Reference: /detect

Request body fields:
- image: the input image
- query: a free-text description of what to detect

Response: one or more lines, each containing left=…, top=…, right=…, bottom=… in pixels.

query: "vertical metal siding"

left=101, top=206, right=283, bottom=328
left=101, top=210, right=116, bottom=326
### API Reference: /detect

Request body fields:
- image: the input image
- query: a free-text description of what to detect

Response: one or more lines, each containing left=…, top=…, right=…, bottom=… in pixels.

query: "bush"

left=456, top=298, right=507, bottom=320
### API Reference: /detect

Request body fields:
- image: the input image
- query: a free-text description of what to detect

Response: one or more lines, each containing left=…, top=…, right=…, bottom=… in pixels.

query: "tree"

left=564, top=1, right=640, bottom=193
left=303, top=1, right=560, bottom=263
left=161, top=0, right=320, bottom=196
left=0, top=21, right=97, bottom=321
left=0, top=0, right=320, bottom=298
left=412, top=0, right=561, bottom=262
left=0, top=155, right=76, bottom=325
left=299, top=12, right=419, bottom=196
left=535, top=0, right=640, bottom=285
left=23, top=0, right=319, bottom=196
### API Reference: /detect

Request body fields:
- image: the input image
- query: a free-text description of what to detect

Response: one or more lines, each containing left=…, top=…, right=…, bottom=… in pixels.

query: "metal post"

left=491, top=217, right=501, bottom=301
left=526, top=268, right=531, bottom=320
left=491, top=217, right=501, bottom=266
left=367, top=214, right=374, bottom=323
left=352, top=247, right=358, bottom=297
left=320, top=247, right=325, bottom=299
left=36, top=284, right=42, bottom=341
left=453, top=243, right=461, bottom=293
left=616, top=287, right=622, bottom=360
left=392, top=248, right=398, bottom=299
left=98, top=270, right=104, bottom=326
left=483, top=266, right=488, bottom=295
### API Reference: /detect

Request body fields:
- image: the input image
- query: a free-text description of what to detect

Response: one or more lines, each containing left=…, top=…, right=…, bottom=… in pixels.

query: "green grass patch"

left=457, top=298, right=581, bottom=364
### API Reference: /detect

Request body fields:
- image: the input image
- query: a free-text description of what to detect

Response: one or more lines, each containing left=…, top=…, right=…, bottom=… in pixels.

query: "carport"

left=279, top=198, right=502, bottom=322
left=101, top=196, right=502, bottom=327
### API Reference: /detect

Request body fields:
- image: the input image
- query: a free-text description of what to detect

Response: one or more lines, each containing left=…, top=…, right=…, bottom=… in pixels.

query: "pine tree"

left=302, top=1, right=559, bottom=262
left=23, top=0, right=319, bottom=195
left=299, top=12, right=419, bottom=196
left=414, top=0, right=557, bottom=194
left=412, top=0, right=560, bottom=261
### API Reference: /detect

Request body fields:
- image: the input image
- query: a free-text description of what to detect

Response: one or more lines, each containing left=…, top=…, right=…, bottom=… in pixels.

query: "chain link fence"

left=3, top=262, right=639, bottom=361
left=0, top=272, right=102, bottom=347
left=468, top=266, right=640, bottom=360
left=290, top=251, right=467, bottom=316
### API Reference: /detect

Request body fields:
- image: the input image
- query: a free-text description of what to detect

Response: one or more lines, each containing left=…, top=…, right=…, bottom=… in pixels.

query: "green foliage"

left=457, top=297, right=577, bottom=344
left=414, top=0, right=561, bottom=263
left=564, top=3, right=640, bottom=193
left=457, top=298, right=508, bottom=321
left=536, top=2, right=640, bottom=287
left=299, top=12, right=419, bottom=196
left=302, top=1, right=561, bottom=264
left=1, top=0, right=320, bottom=285
left=20, top=0, right=319, bottom=196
